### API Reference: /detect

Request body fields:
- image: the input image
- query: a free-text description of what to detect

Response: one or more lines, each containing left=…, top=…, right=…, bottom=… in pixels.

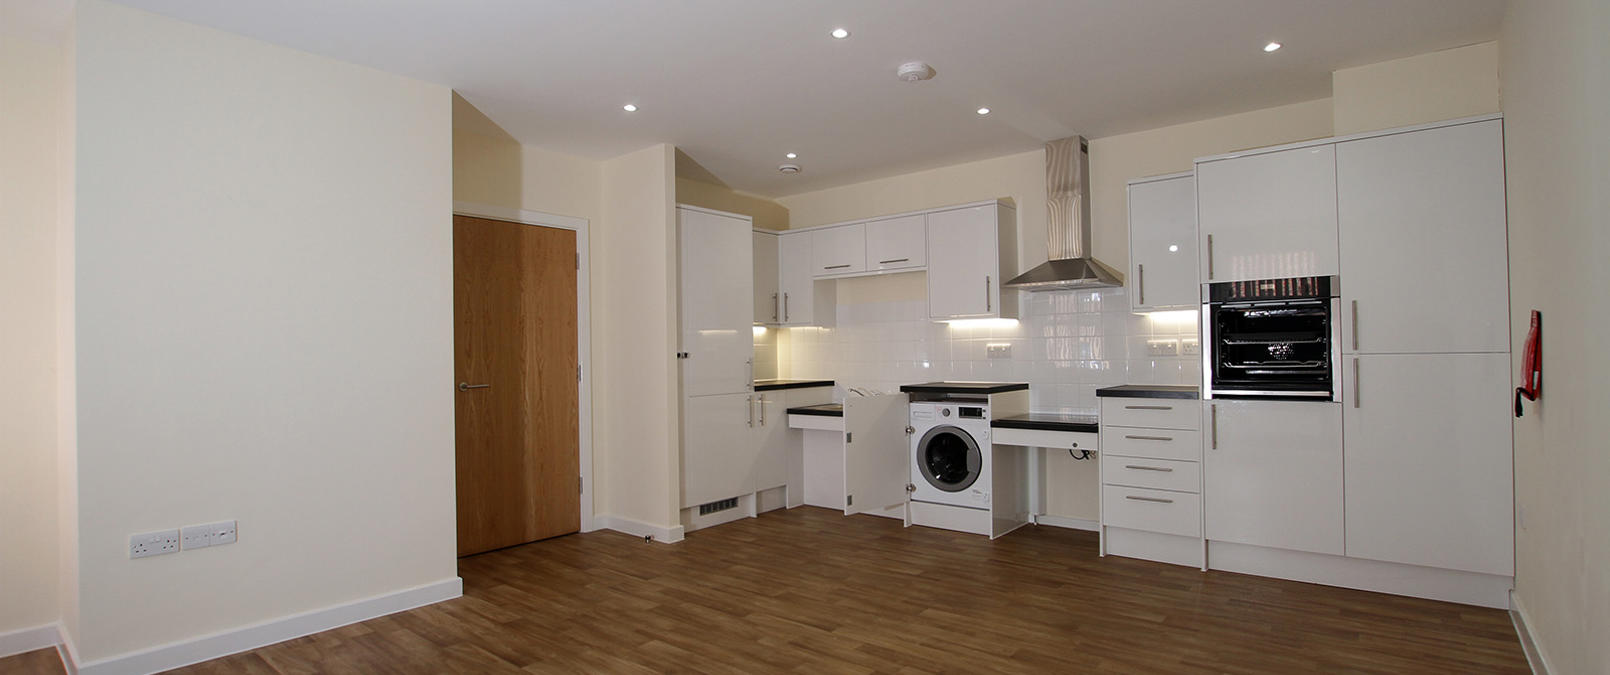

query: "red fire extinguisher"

left=1515, top=310, right=1541, bottom=417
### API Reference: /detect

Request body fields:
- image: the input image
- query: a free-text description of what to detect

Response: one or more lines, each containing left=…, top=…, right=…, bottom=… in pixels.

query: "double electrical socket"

left=130, top=520, right=236, bottom=559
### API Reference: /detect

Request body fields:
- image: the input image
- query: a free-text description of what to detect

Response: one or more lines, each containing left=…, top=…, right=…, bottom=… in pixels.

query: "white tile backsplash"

left=778, top=286, right=1201, bottom=414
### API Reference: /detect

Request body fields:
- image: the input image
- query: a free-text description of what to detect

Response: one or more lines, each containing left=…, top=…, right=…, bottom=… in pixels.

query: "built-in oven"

left=1202, top=276, right=1341, bottom=401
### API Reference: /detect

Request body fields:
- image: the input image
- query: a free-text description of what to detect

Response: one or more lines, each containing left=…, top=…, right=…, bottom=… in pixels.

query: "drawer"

left=1101, top=455, right=1201, bottom=493
left=1103, top=486, right=1201, bottom=538
left=1100, top=428, right=1202, bottom=461
left=1100, top=397, right=1199, bottom=430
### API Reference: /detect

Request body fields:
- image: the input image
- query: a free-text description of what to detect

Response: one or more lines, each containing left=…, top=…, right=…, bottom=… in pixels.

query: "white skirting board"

left=1510, top=590, right=1554, bottom=675
left=594, top=514, right=686, bottom=544
left=0, top=623, right=62, bottom=659
left=1208, top=540, right=1513, bottom=608
left=1032, top=515, right=1099, bottom=532
left=908, top=501, right=991, bottom=536
left=67, top=577, right=461, bottom=675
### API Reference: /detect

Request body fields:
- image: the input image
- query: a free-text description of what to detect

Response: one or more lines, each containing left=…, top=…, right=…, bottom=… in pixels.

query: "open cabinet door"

left=843, top=393, right=910, bottom=515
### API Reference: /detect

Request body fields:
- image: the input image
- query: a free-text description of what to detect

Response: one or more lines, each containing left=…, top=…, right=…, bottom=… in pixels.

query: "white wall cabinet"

left=865, top=214, right=926, bottom=273
left=1127, top=173, right=1199, bottom=311
left=1197, top=145, right=1339, bottom=283
left=752, top=231, right=780, bottom=324
left=678, top=206, right=754, bottom=397
left=926, top=202, right=1018, bottom=320
left=812, top=223, right=867, bottom=277
left=1203, top=400, right=1343, bottom=556
left=778, top=231, right=835, bottom=326
left=1337, top=119, right=1510, bottom=355
left=1341, top=353, right=1514, bottom=575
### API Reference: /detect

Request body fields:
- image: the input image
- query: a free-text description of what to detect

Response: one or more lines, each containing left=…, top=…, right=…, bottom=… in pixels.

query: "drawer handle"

left=1123, top=464, right=1174, bottom=472
left=1125, top=495, right=1174, bottom=504
left=1123, top=405, right=1172, bottom=410
left=824, top=264, right=852, bottom=270
left=1123, top=435, right=1173, bottom=442
left=878, top=258, right=909, bottom=265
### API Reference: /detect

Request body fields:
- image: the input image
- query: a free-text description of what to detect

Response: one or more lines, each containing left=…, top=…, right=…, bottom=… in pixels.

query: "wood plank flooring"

left=1, top=507, right=1528, bottom=673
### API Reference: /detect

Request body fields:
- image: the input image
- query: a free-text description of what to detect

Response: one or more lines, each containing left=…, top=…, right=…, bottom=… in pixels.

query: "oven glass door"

left=1210, top=299, right=1333, bottom=396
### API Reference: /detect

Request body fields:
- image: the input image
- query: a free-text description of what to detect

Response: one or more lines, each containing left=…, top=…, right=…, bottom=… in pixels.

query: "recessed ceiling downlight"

left=779, top=164, right=801, bottom=174
left=622, top=103, right=638, bottom=112
left=1263, top=42, right=1282, bottom=52
left=831, top=27, right=850, bottom=39
left=786, top=152, right=798, bottom=159
left=976, top=107, right=991, bottom=116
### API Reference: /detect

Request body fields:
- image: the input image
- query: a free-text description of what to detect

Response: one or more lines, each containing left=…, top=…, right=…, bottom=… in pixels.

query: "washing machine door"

left=916, top=426, right=982, bottom=492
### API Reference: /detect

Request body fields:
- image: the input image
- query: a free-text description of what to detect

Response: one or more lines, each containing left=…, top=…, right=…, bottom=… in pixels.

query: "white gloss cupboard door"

left=1341, top=353, right=1514, bottom=575
left=811, top=223, right=867, bottom=277
left=1128, top=173, right=1199, bottom=310
left=678, top=207, right=754, bottom=397
left=1338, top=119, right=1510, bottom=355
left=751, top=392, right=788, bottom=492
left=927, top=204, right=1000, bottom=319
left=681, top=392, right=758, bottom=507
left=1197, top=145, right=1339, bottom=283
left=753, top=231, right=780, bottom=324
left=865, top=214, right=926, bottom=272
left=1203, top=399, right=1343, bottom=555
left=778, top=231, right=830, bottom=326
left=843, top=393, right=910, bottom=515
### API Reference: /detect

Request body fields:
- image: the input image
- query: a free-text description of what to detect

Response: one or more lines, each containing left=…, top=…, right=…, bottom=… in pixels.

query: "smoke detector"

left=896, top=61, right=935, bottom=82
left=778, top=164, right=801, bottom=174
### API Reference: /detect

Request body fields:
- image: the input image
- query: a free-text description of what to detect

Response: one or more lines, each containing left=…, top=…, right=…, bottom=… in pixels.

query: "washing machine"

left=909, top=401, right=993, bottom=510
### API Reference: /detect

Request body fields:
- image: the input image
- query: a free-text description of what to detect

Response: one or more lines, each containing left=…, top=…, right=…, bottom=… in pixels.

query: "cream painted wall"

left=1500, top=0, right=1610, bottom=672
left=1333, top=42, right=1500, bottom=135
left=675, top=178, right=789, bottom=231
left=0, top=34, right=65, bottom=636
left=73, top=0, right=455, bottom=662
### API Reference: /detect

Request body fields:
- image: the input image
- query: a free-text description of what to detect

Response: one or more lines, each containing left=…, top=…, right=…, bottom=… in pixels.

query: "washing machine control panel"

left=957, top=406, right=984, bottom=419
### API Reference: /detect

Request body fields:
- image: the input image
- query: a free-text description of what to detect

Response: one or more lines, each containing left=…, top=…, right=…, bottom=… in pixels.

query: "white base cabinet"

left=1203, top=400, right=1343, bottom=556
left=1099, top=396, right=1204, bottom=568
left=680, top=392, right=763, bottom=508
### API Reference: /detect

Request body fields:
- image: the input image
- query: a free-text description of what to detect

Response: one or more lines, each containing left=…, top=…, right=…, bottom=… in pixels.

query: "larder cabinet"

left=927, top=202, right=1018, bottom=320
left=752, top=230, right=780, bottom=324
left=1127, top=173, right=1199, bottom=311
left=1196, top=145, right=1338, bottom=283
left=678, top=206, right=754, bottom=397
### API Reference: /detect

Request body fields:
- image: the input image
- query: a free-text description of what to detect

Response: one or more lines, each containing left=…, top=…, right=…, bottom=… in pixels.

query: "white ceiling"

left=110, top=0, right=1505, bottom=197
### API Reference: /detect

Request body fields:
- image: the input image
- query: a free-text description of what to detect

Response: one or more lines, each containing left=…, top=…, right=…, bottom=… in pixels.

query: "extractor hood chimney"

left=1003, top=136, right=1122, bottom=291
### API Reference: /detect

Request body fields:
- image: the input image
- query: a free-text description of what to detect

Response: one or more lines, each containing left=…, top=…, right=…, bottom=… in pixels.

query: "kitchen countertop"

left=991, top=413, right=1099, bottom=433
left=786, top=403, right=843, bottom=417
left=898, top=381, right=1029, bottom=395
left=1095, top=384, right=1200, bottom=400
left=754, top=379, right=835, bottom=392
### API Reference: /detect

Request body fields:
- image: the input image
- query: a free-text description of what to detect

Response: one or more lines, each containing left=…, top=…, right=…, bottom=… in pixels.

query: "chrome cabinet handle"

left=1124, top=465, right=1174, bottom=472
left=1138, top=263, right=1146, bottom=305
left=1351, top=299, right=1359, bottom=351
left=457, top=382, right=490, bottom=392
left=824, top=264, right=852, bottom=270
left=783, top=292, right=790, bottom=322
left=1126, top=495, right=1174, bottom=504
left=1210, top=403, right=1218, bottom=449
left=1123, top=435, right=1173, bottom=442
left=985, top=276, right=992, bottom=313
left=758, top=395, right=766, bottom=426
left=1124, top=405, right=1172, bottom=411
left=1206, top=234, right=1214, bottom=280
left=772, top=292, right=779, bottom=322
left=878, top=258, right=909, bottom=265
left=747, top=396, right=754, bottom=427
left=747, top=358, right=753, bottom=388
left=1353, top=357, right=1361, bottom=409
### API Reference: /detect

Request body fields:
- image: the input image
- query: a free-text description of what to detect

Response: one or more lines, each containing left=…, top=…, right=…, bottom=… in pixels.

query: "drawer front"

left=1103, top=486, right=1201, bottom=538
left=1100, top=397, right=1199, bottom=430
left=1101, top=428, right=1202, bottom=462
left=1101, top=455, right=1201, bottom=493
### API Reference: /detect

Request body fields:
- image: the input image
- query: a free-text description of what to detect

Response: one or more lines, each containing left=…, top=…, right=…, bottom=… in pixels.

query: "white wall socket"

left=986, top=343, right=1012, bottom=359
left=1181, top=339, right=1201, bottom=356
left=181, top=520, right=238, bottom=550
left=1147, top=339, right=1180, bottom=357
left=130, top=529, right=180, bottom=559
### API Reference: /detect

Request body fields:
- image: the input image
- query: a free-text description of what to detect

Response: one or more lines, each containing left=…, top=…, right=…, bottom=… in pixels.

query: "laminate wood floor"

left=1, top=507, right=1528, bottom=674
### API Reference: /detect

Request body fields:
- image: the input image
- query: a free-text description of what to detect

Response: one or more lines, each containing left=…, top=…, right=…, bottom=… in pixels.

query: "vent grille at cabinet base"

left=698, top=497, right=739, bottom=516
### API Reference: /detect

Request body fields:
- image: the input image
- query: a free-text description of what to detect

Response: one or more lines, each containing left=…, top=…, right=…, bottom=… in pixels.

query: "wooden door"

left=454, top=215, right=579, bottom=556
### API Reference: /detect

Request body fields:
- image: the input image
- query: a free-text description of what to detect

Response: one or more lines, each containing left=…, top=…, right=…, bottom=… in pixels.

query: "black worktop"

left=753, top=379, right=835, bottom=392
left=786, top=403, right=843, bottom=417
left=1095, top=385, right=1200, bottom=400
left=991, top=413, right=1100, bottom=434
left=898, top=381, right=1029, bottom=395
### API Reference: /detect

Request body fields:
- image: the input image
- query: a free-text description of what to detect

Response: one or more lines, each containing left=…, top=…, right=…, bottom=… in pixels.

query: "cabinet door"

left=812, top=223, right=867, bottom=276
left=843, top=393, right=910, bottom=515
left=927, top=204, right=1000, bottom=319
left=1128, top=175, right=1199, bottom=310
left=678, top=208, right=754, bottom=397
left=681, top=393, right=758, bottom=507
left=1338, top=120, right=1509, bottom=354
left=1197, top=145, right=1338, bottom=283
left=778, top=231, right=817, bottom=325
left=752, top=231, right=780, bottom=324
left=1203, top=400, right=1343, bottom=555
left=865, top=214, right=926, bottom=272
left=1341, top=353, right=1513, bottom=574
left=752, top=393, right=789, bottom=491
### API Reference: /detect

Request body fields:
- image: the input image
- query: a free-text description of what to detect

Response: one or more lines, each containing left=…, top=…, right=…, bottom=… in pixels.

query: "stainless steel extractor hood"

left=1003, top=136, right=1123, bottom=291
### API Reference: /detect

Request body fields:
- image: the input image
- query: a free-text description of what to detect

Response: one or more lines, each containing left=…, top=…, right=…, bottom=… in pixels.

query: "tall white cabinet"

left=1127, top=172, right=1198, bottom=310
left=1196, top=144, right=1338, bottom=283
left=678, top=205, right=756, bottom=508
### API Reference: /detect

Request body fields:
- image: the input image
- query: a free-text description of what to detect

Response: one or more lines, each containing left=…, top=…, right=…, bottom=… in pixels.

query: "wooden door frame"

left=452, top=201, right=596, bottom=533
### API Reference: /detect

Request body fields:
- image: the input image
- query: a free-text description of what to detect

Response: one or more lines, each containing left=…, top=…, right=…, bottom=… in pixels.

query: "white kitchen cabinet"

left=678, top=206, right=754, bottom=397
left=811, top=223, right=867, bottom=277
left=680, top=392, right=762, bottom=508
left=752, top=230, right=780, bottom=324
left=1127, top=173, right=1199, bottom=310
left=1196, top=144, right=1338, bottom=283
left=778, top=230, right=835, bottom=326
left=926, top=202, right=1018, bottom=320
left=865, top=213, right=926, bottom=273
left=1203, top=399, right=1343, bottom=555
left=1338, top=119, right=1510, bottom=355
left=1341, top=352, right=1513, bottom=575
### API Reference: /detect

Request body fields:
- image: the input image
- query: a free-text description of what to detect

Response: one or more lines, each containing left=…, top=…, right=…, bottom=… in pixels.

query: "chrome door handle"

left=878, top=258, right=909, bottom=265
left=1124, top=405, right=1172, bottom=411
left=1123, top=435, right=1173, bottom=442
left=746, top=358, right=753, bottom=388
left=985, top=276, right=992, bottom=313
left=1124, top=465, right=1174, bottom=472
left=1206, top=234, right=1214, bottom=280
left=457, top=382, right=490, bottom=392
left=1353, top=357, right=1361, bottom=409
left=758, top=395, right=766, bottom=426
left=783, top=292, right=790, bottom=322
left=824, top=264, right=852, bottom=270
left=1210, top=403, right=1218, bottom=449
left=747, top=396, right=754, bottom=427
left=1351, top=299, right=1359, bottom=350
left=1137, top=263, right=1145, bottom=305
left=1125, top=495, right=1174, bottom=504
left=772, top=292, right=779, bottom=322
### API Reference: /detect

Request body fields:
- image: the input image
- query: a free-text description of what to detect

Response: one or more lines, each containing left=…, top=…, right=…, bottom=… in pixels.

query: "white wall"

left=72, top=0, right=455, bottom=662
left=1333, top=42, right=1500, bottom=135
left=0, top=31, right=67, bottom=638
left=1500, top=0, right=1610, bottom=672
